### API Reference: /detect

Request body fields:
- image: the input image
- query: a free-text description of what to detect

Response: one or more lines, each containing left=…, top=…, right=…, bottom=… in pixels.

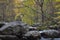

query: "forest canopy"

left=0, top=0, right=60, bottom=29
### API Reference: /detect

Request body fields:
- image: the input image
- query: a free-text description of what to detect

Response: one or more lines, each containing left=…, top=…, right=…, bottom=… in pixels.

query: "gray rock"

left=39, top=30, right=60, bottom=38
left=24, top=31, right=41, bottom=40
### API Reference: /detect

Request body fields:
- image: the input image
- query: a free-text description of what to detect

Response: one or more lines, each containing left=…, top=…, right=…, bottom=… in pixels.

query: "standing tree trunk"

left=35, top=0, right=44, bottom=26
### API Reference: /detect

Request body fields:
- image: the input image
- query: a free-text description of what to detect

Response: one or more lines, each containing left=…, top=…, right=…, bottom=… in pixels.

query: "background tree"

left=0, top=0, right=60, bottom=29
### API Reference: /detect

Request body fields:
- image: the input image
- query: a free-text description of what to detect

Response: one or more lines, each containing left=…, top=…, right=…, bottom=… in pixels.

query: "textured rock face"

left=0, top=22, right=8, bottom=28
left=0, top=21, right=41, bottom=40
left=40, top=30, right=60, bottom=38
left=0, top=21, right=31, bottom=40
left=24, top=31, right=41, bottom=40
left=0, top=21, right=29, bottom=34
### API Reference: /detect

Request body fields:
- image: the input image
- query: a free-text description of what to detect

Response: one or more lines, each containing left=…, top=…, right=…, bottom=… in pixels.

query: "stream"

left=40, top=37, right=60, bottom=40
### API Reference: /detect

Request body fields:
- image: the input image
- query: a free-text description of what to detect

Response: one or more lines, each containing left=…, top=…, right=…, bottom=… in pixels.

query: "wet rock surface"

left=39, top=30, right=60, bottom=38
left=0, top=21, right=30, bottom=40
left=0, top=21, right=60, bottom=40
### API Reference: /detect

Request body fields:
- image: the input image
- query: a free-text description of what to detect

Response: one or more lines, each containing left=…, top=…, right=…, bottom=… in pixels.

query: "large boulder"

left=0, top=22, right=8, bottom=28
left=24, top=31, right=41, bottom=40
left=0, top=21, right=30, bottom=34
left=0, top=21, right=32, bottom=40
left=39, top=30, right=60, bottom=38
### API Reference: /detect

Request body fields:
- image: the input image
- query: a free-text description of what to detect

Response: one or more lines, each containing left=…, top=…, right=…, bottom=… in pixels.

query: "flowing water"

left=40, top=37, right=60, bottom=40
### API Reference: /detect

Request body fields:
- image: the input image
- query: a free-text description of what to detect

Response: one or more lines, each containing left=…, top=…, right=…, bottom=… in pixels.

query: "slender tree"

left=35, top=0, right=44, bottom=25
